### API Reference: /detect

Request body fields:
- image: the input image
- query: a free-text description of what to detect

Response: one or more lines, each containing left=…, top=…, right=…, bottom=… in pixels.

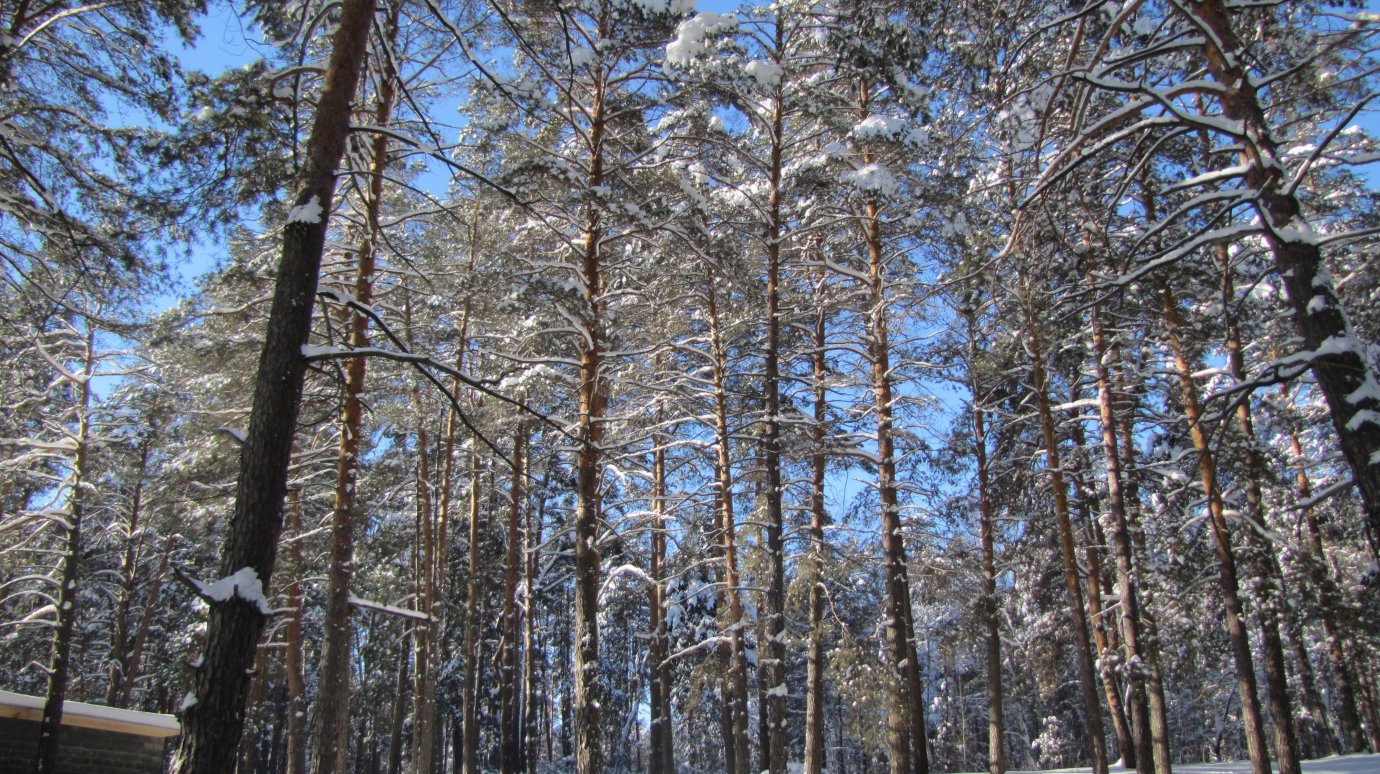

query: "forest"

left=1, top=0, right=1379, bottom=772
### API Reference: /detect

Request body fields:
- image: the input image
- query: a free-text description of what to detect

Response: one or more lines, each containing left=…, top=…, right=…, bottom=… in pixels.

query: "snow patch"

left=744, top=59, right=782, bottom=88
left=287, top=195, right=323, bottom=225
left=665, top=12, right=736, bottom=65
left=194, top=567, right=273, bottom=615
left=840, top=163, right=899, bottom=197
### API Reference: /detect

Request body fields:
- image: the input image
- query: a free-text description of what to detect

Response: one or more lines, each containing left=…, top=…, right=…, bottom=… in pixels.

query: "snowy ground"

left=982, top=753, right=1380, bottom=774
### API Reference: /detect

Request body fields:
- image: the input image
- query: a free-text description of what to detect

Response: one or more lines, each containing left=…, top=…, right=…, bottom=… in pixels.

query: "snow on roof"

left=0, top=690, right=180, bottom=738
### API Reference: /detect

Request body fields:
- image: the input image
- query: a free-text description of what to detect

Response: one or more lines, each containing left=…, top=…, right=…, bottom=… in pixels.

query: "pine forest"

left=2, top=0, right=1380, bottom=772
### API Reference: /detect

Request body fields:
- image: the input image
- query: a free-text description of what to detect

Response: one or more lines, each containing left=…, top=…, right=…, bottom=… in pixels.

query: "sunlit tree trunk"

left=707, top=279, right=753, bottom=774
left=1019, top=279, right=1108, bottom=774
left=1286, top=407, right=1367, bottom=753
left=959, top=296, right=1006, bottom=774
left=284, top=491, right=308, bottom=774
left=758, top=34, right=789, bottom=774
left=1181, top=0, right=1380, bottom=558
left=1088, top=298, right=1162, bottom=774
left=1158, top=282, right=1272, bottom=774
left=648, top=422, right=675, bottom=774
left=461, top=450, right=485, bottom=774
left=310, top=2, right=400, bottom=765
left=1216, top=248, right=1301, bottom=774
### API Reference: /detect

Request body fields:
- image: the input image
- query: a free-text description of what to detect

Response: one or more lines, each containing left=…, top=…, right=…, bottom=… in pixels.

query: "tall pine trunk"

left=1020, top=283, right=1108, bottom=774
left=707, top=279, right=753, bottom=774
left=1181, top=0, right=1380, bottom=558
left=171, top=0, right=374, bottom=766
left=106, top=433, right=152, bottom=708
left=648, top=423, right=675, bottom=774
left=758, top=37, right=789, bottom=774
left=1217, top=249, right=1301, bottom=774
left=803, top=272, right=830, bottom=774
left=461, top=451, right=485, bottom=774
left=963, top=299, right=1006, bottom=774
left=35, top=326, right=95, bottom=774
left=1088, top=298, right=1164, bottom=774
left=1158, top=282, right=1272, bottom=774
left=500, top=423, right=528, bottom=772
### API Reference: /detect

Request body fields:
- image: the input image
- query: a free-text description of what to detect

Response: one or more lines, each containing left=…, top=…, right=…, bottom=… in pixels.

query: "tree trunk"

left=120, top=535, right=174, bottom=709
left=864, top=188, right=927, bottom=774
left=707, top=280, right=753, bottom=774
left=648, top=424, right=675, bottom=774
left=1107, top=337, right=1174, bottom=774
left=1218, top=249, right=1302, bottom=774
left=804, top=273, right=829, bottom=774
left=1088, top=298, right=1160, bottom=774
left=311, top=5, right=401, bottom=765
left=965, top=301, right=1006, bottom=774
left=106, top=433, right=152, bottom=708
left=759, top=38, right=788, bottom=774
left=35, top=327, right=95, bottom=774
left=1182, top=0, right=1380, bottom=559
left=501, top=423, right=527, bottom=772
left=571, top=17, right=610, bottom=769
left=524, top=475, right=546, bottom=774
left=1158, top=282, right=1272, bottom=774
left=171, top=0, right=375, bottom=766
left=462, top=451, right=485, bottom=774
left=1284, top=401, right=1368, bottom=753
left=1021, top=288, right=1108, bottom=774
left=284, top=491, right=308, bottom=774
left=387, top=640, right=410, bottom=774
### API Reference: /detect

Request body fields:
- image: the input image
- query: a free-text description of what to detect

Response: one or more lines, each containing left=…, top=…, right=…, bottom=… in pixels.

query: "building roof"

left=0, top=690, right=180, bottom=738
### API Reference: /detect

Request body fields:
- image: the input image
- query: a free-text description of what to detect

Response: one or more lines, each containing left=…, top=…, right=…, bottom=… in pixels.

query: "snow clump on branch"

left=665, top=12, right=738, bottom=66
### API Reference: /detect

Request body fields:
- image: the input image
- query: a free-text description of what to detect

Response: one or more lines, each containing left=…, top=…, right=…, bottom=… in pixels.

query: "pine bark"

left=965, top=302, right=1005, bottom=774
left=571, top=18, right=610, bottom=769
left=1021, top=289, right=1108, bottom=774
left=1217, top=251, right=1302, bottom=774
left=1158, top=283, right=1272, bottom=774
left=106, top=433, right=152, bottom=708
left=707, top=280, right=753, bottom=774
left=170, top=0, right=374, bottom=766
left=284, top=491, right=308, bottom=774
left=461, top=451, right=484, bottom=774
left=1088, top=298, right=1160, bottom=774
left=35, top=327, right=94, bottom=774
left=803, top=274, right=829, bottom=774
left=648, top=426, right=675, bottom=774
left=500, top=423, right=528, bottom=772
left=759, top=40, right=788, bottom=774
left=1285, top=401, right=1367, bottom=753
left=1181, top=0, right=1380, bottom=558
left=863, top=181, right=927, bottom=774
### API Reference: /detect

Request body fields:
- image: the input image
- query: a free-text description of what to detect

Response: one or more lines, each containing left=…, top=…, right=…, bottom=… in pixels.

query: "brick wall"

left=0, top=716, right=170, bottom=774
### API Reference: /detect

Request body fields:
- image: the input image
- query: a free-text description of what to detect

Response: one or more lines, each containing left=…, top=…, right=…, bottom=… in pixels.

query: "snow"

left=976, top=754, right=1380, bottom=774
left=568, top=46, right=594, bottom=68
left=287, top=195, right=323, bottom=225
left=840, top=163, right=899, bottom=197
left=0, top=689, right=180, bottom=737
left=665, top=12, right=736, bottom=66
left=744, top=59, right=782, bottom=88
left=349, top=595, right=431, bottom=622
left=626, top=0, right=694, bottom=14
left=855, top=114, right=906, bottom=141
left=193, top=567, right=273, bottom=615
